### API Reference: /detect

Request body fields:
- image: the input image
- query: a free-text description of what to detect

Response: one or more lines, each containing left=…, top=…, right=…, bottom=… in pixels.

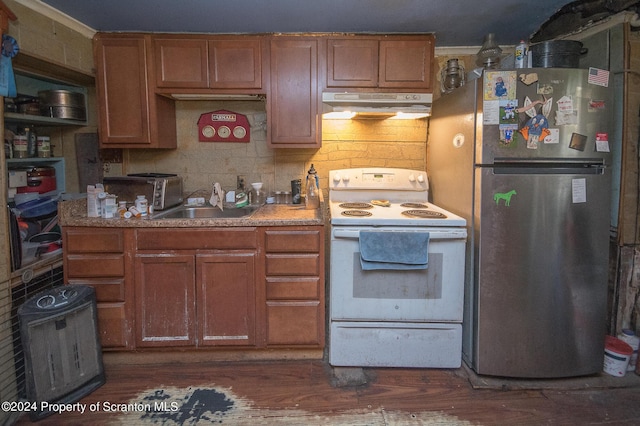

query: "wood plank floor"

left=13, top=359, right=640, bottom=425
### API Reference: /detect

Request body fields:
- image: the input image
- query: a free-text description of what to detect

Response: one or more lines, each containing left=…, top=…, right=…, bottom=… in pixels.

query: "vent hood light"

left=389, top=112, right=430, bottom=119
left=323, top=111, right=357, bottom=119
left=322, top=92, right=431, bottom=118
left=169, top=93, right=265, bottom=101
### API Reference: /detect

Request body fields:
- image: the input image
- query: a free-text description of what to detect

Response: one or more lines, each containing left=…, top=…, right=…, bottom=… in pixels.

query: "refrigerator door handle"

left=492, top=157, right=605, bottom=165
left=489, top=161, right=606, bottom=175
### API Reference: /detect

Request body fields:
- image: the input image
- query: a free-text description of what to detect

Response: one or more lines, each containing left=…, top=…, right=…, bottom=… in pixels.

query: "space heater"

left=18, top=285, right=105, bottom=420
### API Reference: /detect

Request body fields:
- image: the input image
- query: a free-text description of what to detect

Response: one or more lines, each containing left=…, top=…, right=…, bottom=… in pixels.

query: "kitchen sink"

left=152, top=205, right=259, bottom=219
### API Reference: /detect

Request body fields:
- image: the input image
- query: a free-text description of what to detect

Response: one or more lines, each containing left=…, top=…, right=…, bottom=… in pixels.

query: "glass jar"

left=12, top=135, right=28, bottom=158
left=37, top=136, right=51, bottom=158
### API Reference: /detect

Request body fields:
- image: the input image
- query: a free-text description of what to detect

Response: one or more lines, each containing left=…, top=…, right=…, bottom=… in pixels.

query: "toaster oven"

left=103, top=173, right=183, bottom=211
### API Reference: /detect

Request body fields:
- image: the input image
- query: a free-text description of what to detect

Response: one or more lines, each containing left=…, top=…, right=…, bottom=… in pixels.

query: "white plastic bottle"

left=515, top=40, right=528, bottom=69
left=135, top=195, right=149, bottom=217
left=618, top=329, right=640, bottom=371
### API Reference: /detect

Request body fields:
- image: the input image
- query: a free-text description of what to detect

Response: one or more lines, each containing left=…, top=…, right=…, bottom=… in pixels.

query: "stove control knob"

left=342, top=174, right=350, bottom=182
left=408, top=174, right=416, bottom=182
left=333, top=174, right=341, bottom=184
left=417, top=174, right=425, bottom=183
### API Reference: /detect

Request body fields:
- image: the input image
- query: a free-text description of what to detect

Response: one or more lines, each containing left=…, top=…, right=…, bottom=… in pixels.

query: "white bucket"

left=618, top=329, right=640, bottom=371
left=604, top=335, right=633, bottom=377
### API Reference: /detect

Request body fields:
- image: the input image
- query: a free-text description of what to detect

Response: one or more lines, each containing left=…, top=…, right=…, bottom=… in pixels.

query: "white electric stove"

left=328, top=168, right=467, bottom=368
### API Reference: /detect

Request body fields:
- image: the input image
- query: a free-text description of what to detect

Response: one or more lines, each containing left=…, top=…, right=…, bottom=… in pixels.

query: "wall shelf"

left=4, top=112, right=87, bottom=127
left=6, top=157, right=66, bottom=197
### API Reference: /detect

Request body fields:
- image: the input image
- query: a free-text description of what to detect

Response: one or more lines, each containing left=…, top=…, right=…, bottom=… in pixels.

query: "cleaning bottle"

left=305, top=164, right=320, bottom=210
left=515, top=40, right=528, bottom=68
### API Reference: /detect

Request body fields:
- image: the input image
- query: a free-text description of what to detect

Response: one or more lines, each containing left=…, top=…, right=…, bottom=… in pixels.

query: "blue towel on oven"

left=359, top=230, right=430, bottom=270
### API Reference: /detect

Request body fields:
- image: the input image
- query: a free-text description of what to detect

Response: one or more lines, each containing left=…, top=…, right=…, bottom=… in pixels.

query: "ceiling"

left=32, top=0, right=587, bottom=47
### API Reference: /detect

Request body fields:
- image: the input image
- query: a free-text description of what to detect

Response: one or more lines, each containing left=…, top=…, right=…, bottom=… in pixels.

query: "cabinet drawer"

left=96, top=302, right=129, bottom=349
left=265, top=254, right=319, bottom=276
left=137, top=228, right=256, bottom=250
left=66, top=254, right=125, bottom=277
left=266, top=277, right=319, bottom=300
left=265, top=230, right=321, bottom=253
left=67, top=278, right=125, bottom=302
left=65, top=229, right=124, bottom=253
left=266, top=302, right=322, bottom=346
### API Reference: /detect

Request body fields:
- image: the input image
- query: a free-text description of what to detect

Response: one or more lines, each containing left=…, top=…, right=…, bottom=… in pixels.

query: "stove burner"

left=400, top=203, right=429, bottom=209
left=339, top=202, right=373, bottom=209
left=401, top=210, right=447, bottom=219
left=341, top=210, right=373, bottom=217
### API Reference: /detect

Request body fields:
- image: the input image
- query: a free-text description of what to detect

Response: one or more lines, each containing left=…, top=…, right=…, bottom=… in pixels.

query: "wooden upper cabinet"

left=94, top=35, right=150, bottom=145
left=379, top=37, right=434, bottom=89
left=93, top=33, right=176, bottom=148
left=209, top=38, right=262, bottom=89
left=155, top=38, right=209, bottom=88
left=327, top=38, right=379, bottom=88
left=268, top=37, right=322, bottom=148
left=153, top=35, right=263, bottom=90
left=326, top=35, right=434, bottom=91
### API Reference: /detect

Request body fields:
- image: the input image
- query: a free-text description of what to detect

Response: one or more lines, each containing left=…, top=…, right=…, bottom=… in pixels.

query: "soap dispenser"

left=305, top=164, right=320, bottom=210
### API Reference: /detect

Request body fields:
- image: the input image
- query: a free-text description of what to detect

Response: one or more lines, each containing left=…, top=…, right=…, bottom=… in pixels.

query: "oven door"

left=330, top=226, right=466, bottom=322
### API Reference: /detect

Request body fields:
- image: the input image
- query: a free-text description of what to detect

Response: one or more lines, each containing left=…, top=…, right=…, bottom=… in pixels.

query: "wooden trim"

left=13, top=52, right=95, bottom=86
left=102, top=349, right=324, bottom=365
left=0, top=0, right=16, bottom=35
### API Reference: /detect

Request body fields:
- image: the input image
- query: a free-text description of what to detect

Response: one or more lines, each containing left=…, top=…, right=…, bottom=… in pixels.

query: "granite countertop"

left=58, top=198, right=325, bottom=228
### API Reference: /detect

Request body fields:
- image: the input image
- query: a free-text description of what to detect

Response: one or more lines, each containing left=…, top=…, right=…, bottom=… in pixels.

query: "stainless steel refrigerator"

left=428, top=68, right=612, bottom=378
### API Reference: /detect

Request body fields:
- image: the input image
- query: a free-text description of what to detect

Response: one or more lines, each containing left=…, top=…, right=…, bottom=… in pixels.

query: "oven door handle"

left=333, top=229, right=467, bottom=240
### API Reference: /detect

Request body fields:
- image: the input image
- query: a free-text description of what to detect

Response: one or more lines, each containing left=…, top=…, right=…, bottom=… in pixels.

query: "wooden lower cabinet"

left=263, top=227, right=325, bottom=348
left=134, top=251, right=257, bottom=347
left=197, top=253, right=255, bottom=346
left=63, top=228, right=134, bottom=350
left=134, top=254, right=196, bottom=347
left=63, top=225, right=324, bottom=352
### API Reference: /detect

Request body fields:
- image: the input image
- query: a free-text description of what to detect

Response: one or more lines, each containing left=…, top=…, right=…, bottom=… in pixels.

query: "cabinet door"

left=155, top=38, right=209, bottom=88
left=197, top=253, right=256, bottom=346
left=379, top=37, right=434, bottom=90
left=209, top=38, right=262, bottom=89
left=94, top=33, right=176, bottom=148
left=268, top=37, right=321, bottom=148
left=327, top=38, right=379, bottom=88
left=135, top=254, right=196, bottom=347
left=94, top=35, right=150, bottom=145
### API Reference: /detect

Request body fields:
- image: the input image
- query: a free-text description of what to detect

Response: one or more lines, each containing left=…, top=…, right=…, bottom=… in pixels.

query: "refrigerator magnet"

left=543, top=128, right=559, bottom=144
left=588, top=67, right=609, bottom=87
left=493, top=190, right=517, bottom=207
left=520, top=112, right=551, bottom=149
left=555, top=96, right=577, bottom=125
left=572, top=178, right=587, bottom=203
left=595, top=133, right=610, bottom=152
left=569, top=133, right=587, bottom=151
left=482, top=100, right=500, bottom=125
left=589, top=99, right=606, bottom=111
left=518, top=73, right=538, bottom=85
left=484, top=71, right=517, bottom=100
left=499, top=99, right=518, bottom=124
left=499, top=124, right=518, bottom=146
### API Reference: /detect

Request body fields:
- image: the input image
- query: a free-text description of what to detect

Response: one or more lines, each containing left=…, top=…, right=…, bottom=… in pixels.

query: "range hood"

left=322, top=92, right=432, bottom=117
